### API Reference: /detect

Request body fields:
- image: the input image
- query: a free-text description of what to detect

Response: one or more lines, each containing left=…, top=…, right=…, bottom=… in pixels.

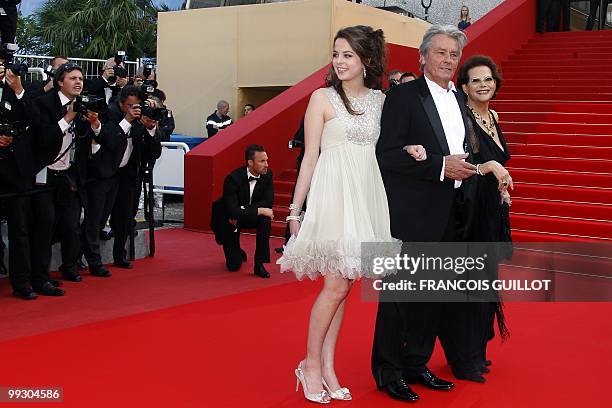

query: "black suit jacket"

left=211, top=166, right=274, bottom=243
left=90, top=101, right=162, bottom=182
left=27, top=91, right=93, bottom=187
left=0, top=82, right=32, bottom=189
left=376, top=76, right=472, bottom=242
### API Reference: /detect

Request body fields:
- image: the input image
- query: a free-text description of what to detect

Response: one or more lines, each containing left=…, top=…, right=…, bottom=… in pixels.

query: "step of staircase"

left=503, top=132, right=612, bottom=147
left=501, top=121, right=612, bottom=134
left=507, top=155, right=612, bottom=173
left=508, top=168, right=612, bottom=188
left=507, top=143, right=612, bottom=160
left=511, top=198, right=612, bottom=221
left=511, top=214, right=612, bottom=239
left=501, top=111, right=612, bottom=124
left=492, top=102, right=612, bottom=114
left=512, top=183, right=612, bottom=204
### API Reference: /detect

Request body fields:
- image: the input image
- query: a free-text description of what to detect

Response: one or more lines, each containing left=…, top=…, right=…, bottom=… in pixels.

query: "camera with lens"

left=0, top=43, right=28, bottom=77
left=139, top=103, right=167, bottom=122
left=142, top=79, right=157, bottom=95
left=73, top=93, right=107, bottom=115
left=143, top=64, right=154, bottom=79
left=0, top=104, right=25, bottom=159
left=108, top=51, right=128, bottom=83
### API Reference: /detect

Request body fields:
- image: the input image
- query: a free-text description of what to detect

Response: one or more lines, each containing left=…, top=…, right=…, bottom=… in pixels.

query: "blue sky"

left=21, top=1, right=185, bottom=16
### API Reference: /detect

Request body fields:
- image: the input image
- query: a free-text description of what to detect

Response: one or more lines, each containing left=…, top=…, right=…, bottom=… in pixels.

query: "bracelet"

left=286, top=215, right=301, bottom=222
left=289, top=203, right=300, bottom=211
left=476, top=164, right=483, bottom=176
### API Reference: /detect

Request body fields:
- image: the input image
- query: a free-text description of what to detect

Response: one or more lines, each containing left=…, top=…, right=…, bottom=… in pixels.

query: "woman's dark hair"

left=325, top=25, right=387, bottom=115
left=457, top=55, right=503, bottom=99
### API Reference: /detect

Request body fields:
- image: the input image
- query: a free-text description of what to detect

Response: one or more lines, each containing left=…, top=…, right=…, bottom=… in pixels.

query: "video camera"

left=108, top=51, right=128, bottom=83
left=0, top=102, right=25, bottom=159
left=73, top=92, right=107, bottom=116
left=0, top=43, right=28, bottom=77
left=139, top=102, right=167, bottom=122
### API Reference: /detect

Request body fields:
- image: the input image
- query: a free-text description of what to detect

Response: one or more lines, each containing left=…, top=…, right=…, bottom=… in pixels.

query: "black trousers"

left=587, top=0, right=611, bottom=30
left=0, top=156, right=34, bottom=291
left=30, top=170, right=82, bottom=281
left=222, top=216, right=271, bottom=271
left=371, top=190, right=465, bottom=386
left=536, top=0, right=557, bottom=32
left=110, top=167, right=139, bottom=263
left=82, top=176, right=119, bottom=268
left=0, top=5, right=18, bottom=45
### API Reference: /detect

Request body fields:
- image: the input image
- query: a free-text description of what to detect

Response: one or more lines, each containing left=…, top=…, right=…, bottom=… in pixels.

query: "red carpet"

left=0, top=229, right=610, bottom=407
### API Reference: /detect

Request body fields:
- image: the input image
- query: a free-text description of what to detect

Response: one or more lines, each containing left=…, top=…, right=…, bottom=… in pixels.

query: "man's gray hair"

left=217, top=100, right=229, bottom=109
left=419, top=25, right=468, bottom=70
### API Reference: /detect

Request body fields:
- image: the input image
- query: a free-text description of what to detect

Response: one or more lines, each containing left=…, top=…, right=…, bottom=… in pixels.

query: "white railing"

left=16, top=54, right=140, bottom=80
left=153, top=142, right=190, bottom=196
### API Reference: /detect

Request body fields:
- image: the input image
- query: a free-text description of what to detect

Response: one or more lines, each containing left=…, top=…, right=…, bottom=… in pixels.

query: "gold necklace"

left=469, top=106, right=496, bottom=138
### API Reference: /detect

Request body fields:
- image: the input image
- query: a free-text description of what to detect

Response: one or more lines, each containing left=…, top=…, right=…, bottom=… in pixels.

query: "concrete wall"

left=157, top=0, right=430, bottom=137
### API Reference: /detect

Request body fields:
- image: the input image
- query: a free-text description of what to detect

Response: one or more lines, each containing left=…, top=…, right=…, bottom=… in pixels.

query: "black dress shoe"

left=484, top=359, right=492, bottom=366
left=62, top=271, right=83, bottom=282
left=13, top=287, right=38, bottom=300
left=76, top=257, right=87, bottom=271
left=451, top=367, right=486, bottom=383
left=274, top=246, right=284, bottom=254
left=99, top=229, right=113, bottom=240
left=33, top=282, right=65, bottom=296
left=113, top=259, right=133, bottom=269
left=382, top=378, right=419, bottom=402
left=240, top=249, right=247, bottom=262
left=254, top=263, right=270, bottom=278
left=407, top=368, right=454, bottom=390
left=49, top=279, right=63, bottom=287
left=90, top=266, right=112, bottom=277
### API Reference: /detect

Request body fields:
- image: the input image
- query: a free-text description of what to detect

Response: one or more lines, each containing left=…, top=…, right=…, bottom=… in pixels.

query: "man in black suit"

left=24, top=56, right=69, bottom=99
left=371, top=25, right=477, bottom=402
left=211, top=144, right=274, bottom=278
left=0, top=1, right=19, bottom=45
left=0, top=50, right=37, bottom=299
left=85, top=57, right=128, bottom=106
left=82, top=86, right=161, bottom=274
left=27, top=63, right=100, bottom=289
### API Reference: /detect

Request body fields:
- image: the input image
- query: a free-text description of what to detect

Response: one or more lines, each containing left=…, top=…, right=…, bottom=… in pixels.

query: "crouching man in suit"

left=211, top=144, right=274, bottom=278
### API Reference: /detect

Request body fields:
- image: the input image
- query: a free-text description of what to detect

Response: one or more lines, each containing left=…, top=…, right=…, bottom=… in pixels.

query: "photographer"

left=85, top=54, right=128, bottom=106
left=82, top=86, right=160, bottom=274
left=0, top=49, right=37, bottom=299
left=27, top=63, right=102, bottom=290
left=155, top=90, right=174, bottom=142
left=0, top=1, right=19, bottom=45
left=24, top=56, right=69, bottom=98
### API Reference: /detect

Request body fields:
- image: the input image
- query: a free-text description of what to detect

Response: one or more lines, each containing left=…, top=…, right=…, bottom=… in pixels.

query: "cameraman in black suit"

left=24, top=56, right=69, bottom=99
left=0, top=1, right=19, bottom=45
left=0, top=47, right=37, bottom=299
left=85, top=55, right=128, bottom=106
left=211, top=144, right=274, bottom=278
left=82, top=86, right=161, bottom=274
left=28, top=63, right=102, bottom=290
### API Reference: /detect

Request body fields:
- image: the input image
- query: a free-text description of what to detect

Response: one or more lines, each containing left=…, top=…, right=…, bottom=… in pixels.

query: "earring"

left=363, top=67, right=367, bottom=79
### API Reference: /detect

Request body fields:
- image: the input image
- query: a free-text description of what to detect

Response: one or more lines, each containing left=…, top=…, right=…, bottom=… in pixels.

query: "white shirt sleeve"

left=15, top=89, right=25, bottom=100
left=58, top=118, right=71, bottom=133
left=440, top=156, right=446, bottom=182
left=92, top=122, right=102, bottom=136
left=119, top=119, right=132, bottom=134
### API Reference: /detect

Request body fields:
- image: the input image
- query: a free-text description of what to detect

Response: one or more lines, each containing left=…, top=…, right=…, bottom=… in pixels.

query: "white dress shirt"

left=49, top=91, right=75, bottom=171
left=118, top=119, right=134, bottom=168
left=424, top=75, right=466, bottom=188
left=246, top=168, right=259, bottom=204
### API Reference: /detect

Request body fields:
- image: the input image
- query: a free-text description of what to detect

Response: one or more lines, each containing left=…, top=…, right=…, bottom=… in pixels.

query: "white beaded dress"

left=277, top=87, right=397, bottom=280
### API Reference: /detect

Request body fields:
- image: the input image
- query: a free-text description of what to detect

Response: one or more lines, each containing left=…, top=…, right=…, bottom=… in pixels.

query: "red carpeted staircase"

left=271, top=31, right=612, bottom=244
left=494, top=30, right=612, bottom=243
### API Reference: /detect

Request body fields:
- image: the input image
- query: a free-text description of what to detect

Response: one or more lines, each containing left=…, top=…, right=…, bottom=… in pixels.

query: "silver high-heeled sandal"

left=322, top=377, right=352, bottom=401
left=295, top=362, right=331, bottom=404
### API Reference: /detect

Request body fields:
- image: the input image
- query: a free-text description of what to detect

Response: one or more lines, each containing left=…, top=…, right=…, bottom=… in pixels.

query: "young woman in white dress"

left=277, top=26, right=425, bottom=403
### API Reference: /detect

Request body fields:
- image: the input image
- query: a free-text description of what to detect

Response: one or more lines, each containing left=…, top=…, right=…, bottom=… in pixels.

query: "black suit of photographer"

left=27, top=90, right=95, bottom=283
left=82, top=98, right=161, bottom=268
left=85, top=76, right=121, bottom=106
left=0, top=1, right=19, bottom=45
left=0, top=79, right=36, bottom=293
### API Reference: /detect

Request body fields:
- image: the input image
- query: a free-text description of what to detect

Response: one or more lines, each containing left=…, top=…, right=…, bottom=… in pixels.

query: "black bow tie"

left=248, top=176, right=259, bottom=182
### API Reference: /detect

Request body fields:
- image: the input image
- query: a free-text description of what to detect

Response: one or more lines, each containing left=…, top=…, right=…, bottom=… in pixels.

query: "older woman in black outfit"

left=456, top=55, right=512, bottom=382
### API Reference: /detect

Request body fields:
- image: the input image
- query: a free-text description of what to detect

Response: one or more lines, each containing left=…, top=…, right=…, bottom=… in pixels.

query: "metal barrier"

left=153, top=142, right=190, bottom=196
left=15, top=54, right=140, bottom=80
